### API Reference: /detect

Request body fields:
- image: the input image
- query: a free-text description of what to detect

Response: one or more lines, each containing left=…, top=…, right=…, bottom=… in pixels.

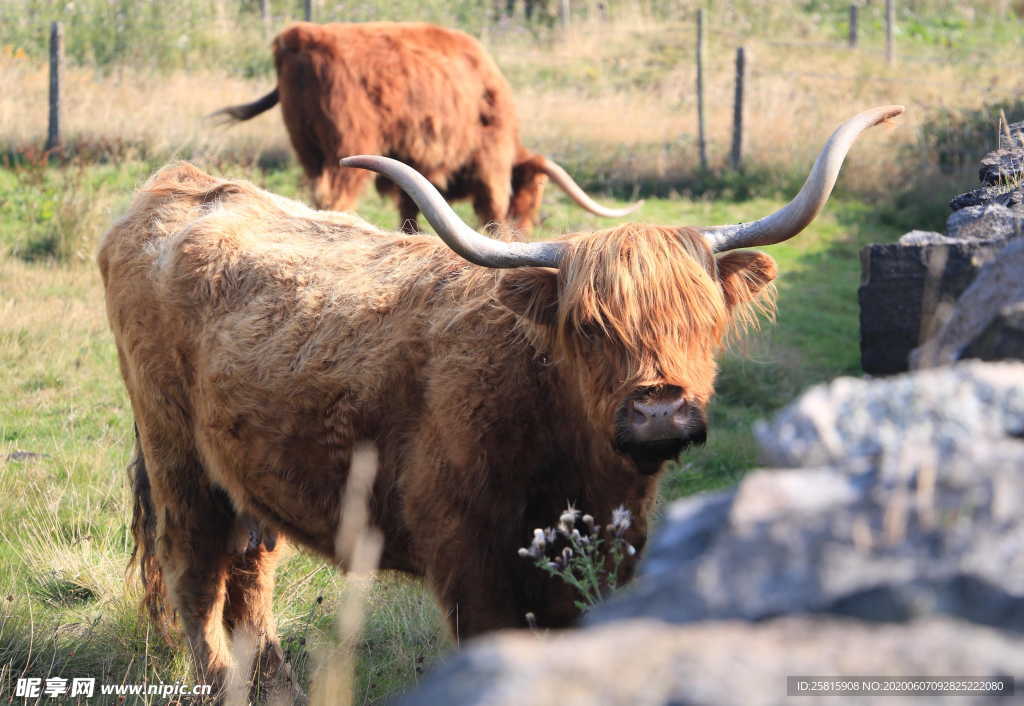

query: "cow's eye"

left=579, top=321, right=603, bottom=342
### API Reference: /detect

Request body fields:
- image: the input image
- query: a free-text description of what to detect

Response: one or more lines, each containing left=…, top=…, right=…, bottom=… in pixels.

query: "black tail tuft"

left=208, top=88, right=280, bottom=125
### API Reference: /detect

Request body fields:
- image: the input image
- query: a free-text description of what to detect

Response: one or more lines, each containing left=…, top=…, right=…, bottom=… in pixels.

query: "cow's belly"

left=192, top=402, right=349, bottom=557
left=190, top=390, right=420, bottom=573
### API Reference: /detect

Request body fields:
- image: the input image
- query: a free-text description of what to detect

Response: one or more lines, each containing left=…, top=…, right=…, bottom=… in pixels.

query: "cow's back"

left=272, top=22, right=519, bottom=186
left=99, top=162, right=382, bottom=321
left=100, top=162, right=420, bottom=432
left=99, top=161, right=447, bottom=377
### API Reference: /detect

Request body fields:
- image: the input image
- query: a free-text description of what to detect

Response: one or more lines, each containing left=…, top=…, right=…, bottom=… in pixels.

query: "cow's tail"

left=209, top=88, right=280, bottom=124
left=537, top=156, right=645, bottom=218
left=127, top=426, right=171, bottom=638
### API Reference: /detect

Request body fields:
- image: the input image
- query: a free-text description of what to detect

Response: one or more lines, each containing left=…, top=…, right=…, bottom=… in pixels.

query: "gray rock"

left=858, top=241, right=1008, bottom=375
left=897, top=230, right=953, bottom=246
left=979, top=148, right=1024, bottom=187
left=754, top=361, right=1024, bottom=467
left=912, top=240, right=1024, bottom=367
left=998, top=120, right=1024, bottom=150
left=593, top=445, right=1024, bottom=629
left=949, top=184, right=1024, bottom=211
left=964, top=303, right=1024, bottom=361
left=391, top=617, right=1024, bottom=706
left=946, top=203, right=1024, bottom=241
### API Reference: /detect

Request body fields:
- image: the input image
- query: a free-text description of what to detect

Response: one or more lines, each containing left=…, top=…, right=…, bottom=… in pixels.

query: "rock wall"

left=859, top=121, right=1024, bottom=375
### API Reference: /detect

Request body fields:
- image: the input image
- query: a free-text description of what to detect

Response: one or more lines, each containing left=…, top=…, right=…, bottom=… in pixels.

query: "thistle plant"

left=518, top=504, right=637, bottom=613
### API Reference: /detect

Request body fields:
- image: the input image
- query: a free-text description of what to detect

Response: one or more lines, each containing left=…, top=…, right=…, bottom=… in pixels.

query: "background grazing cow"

left=100, top=106, right=901, bottom=696
left=213, top=22, right=640, bottom=235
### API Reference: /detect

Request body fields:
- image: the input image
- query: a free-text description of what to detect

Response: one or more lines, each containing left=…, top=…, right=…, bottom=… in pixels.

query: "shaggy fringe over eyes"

left=554, top=225, right=776, bottom=404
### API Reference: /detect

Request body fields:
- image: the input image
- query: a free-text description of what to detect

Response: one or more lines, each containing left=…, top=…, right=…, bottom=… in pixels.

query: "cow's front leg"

left=425, top=541, right=529, bottom=640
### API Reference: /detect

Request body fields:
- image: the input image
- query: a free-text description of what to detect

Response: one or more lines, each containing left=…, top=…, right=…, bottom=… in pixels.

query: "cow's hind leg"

left=509, top=157, right=548, bottom=234
left=397, top=192, right=421, bottom=233
left=375, top=176, right=421, bottom=233
left=471, top=175, right=513, bottom=239
left=137, top=440, right=236, bottom=696
left=223, top=517, right=301, bottom=701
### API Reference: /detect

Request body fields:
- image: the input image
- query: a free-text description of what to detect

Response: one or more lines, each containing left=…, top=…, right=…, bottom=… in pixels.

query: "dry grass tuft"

left=0, top=56, right=289, bottom=164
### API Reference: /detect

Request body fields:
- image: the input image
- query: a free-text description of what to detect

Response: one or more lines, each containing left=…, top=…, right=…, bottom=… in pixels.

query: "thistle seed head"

left=558, top=504, right=581, bottom=534
left=610, top=505, right=632, bottom=536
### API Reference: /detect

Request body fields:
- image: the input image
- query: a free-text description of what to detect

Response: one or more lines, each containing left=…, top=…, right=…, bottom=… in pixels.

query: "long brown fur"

left=100, top=163, right=777, bottom=696
left=213, top=21, right=558, bottom=235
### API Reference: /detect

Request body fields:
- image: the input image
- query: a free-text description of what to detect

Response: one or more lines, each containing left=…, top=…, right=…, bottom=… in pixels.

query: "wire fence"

left=29, top=0, right=1022, bottom=173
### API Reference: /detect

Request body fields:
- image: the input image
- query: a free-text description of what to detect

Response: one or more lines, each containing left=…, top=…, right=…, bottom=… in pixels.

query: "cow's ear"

left=716, top=250, right=777, bottom=311
left=496, top=268, right=559, bottom=328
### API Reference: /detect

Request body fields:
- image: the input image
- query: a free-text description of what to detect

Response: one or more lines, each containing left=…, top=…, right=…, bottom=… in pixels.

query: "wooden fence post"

left=45, top=21, right=62, bottom=152
left=696, top=8, right=708, bottom=170
left=848, top=4, right=858, bottom=48
left=304, top=0, right=313, bottom=22
left=730, top=46, right=745, bottom=171
left=885, top=0, right=895, bottom=64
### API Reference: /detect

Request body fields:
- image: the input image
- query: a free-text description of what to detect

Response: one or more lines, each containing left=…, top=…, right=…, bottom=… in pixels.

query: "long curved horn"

left=538, top=157, right=644, bottom=218
left=700, top=105, right=904, bottom=253
left=341, top=156, right=566, bottom=268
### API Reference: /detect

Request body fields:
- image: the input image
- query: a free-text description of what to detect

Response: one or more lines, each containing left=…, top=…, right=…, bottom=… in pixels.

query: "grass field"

left=3, top=1, right=1023, bottom=226
left=0, top=0, right=1016, bottom=703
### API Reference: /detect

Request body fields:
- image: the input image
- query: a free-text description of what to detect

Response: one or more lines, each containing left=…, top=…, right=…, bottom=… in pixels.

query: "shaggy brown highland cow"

left=100, top=106, right=901, bottom=698
left=213, top=21, right=640, bottom=234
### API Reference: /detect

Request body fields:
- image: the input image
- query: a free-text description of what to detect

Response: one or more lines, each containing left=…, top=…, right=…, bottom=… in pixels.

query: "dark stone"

left=827, top=575, right=1024, bottom=633
left=946, top=203, right=1024, bottom=241
left=1000, top=120, right=1024, bottom=150
left=950, top=185, right=1003, bottom=210
left=389, top=617, right=1024, bottom=706
left=949, top=184, right=1024, bottom=211
left=979, top=148, right=1024, bottom=187
left=913, top=239, right=1024, bottom=367
left=859, top=240, right=1008, bottom=375
left=963, top=303, right=1024, bottom=361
